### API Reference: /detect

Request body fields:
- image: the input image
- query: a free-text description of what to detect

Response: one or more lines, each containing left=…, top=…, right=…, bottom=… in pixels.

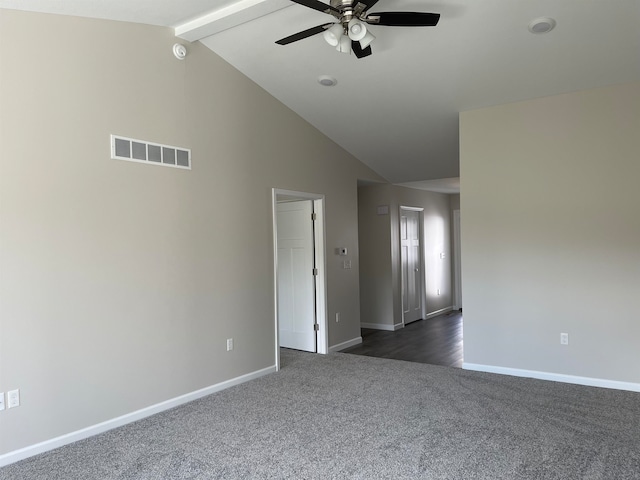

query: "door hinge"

left=312, top=268, right=318, bottom=276
left=313, top=323, right=319, bottom=331
left=311, top=212, right=317, bottom=221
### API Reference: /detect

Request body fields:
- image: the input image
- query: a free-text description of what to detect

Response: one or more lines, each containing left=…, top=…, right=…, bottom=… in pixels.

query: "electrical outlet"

left=336, top=312, right=340, bottom=323
left=226, top=338, right=233, bottom=351
left=560, top=333, right=569, bottom=345
left=8, top=389, right=19, bottom=408
left=0, top=392, right=5, bottom=411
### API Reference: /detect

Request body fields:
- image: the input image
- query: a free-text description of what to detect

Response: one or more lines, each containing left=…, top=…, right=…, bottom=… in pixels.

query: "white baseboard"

left=329, top=336, right=362, bottom=352
left=360, top=322, right=403, bottom=331
left=0, top=365, right=277, bottom=468
left=425, top=306, right=453, bottom=319
left=462, top=363, right=640, bottom=393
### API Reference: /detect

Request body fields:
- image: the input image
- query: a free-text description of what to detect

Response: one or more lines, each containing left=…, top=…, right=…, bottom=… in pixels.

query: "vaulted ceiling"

left=2, top=0, right=639, bottom=187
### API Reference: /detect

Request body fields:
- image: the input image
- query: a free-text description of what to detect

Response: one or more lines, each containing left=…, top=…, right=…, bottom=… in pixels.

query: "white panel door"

left=401, top=209, right=422, bottom=324
left=277, top=200, right=316, bottom=352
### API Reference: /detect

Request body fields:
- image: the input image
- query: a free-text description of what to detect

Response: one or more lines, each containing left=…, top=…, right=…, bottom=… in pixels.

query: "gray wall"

left=450, top=194, right=460, bottom=212
left=0, top=10, right=384, bottom=455
left=460, top=82, right=640, bottom=384
left=358, top=185, right=453, bottom=328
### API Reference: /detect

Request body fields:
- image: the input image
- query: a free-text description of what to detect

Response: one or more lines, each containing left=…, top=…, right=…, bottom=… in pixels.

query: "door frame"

left=453, top=209, right=462, bottom=310
left=399, top=206, right=426, bottom=326
left=272, top=188, right=328, bottom=371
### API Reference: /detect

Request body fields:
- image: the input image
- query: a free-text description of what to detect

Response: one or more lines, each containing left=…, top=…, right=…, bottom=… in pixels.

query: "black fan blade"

left=276, top=23, right=332, bottom=45
left=289, top=0, right=340, bottom=15
left=352, top=41, right=373, bottom=59
left=364, top=12, right=440, bottom=26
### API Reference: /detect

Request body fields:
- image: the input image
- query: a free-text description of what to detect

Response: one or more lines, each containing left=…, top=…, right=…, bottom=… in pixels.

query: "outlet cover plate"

left=8, top=389, right=19, bottom=408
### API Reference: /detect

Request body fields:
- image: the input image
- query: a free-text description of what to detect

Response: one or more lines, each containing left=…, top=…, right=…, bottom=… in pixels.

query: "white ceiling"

left=3, top=0, right=639, bottom=187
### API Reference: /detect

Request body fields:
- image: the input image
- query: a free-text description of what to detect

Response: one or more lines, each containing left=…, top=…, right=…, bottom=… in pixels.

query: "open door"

left=272, top=189, right=328, bottom=370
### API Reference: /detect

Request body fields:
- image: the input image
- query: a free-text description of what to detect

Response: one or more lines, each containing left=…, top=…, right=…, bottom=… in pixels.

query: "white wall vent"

left=110, top=135, right=191, bottom=170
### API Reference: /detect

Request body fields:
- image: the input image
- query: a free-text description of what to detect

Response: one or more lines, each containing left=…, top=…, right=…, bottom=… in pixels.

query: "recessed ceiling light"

left=318, top=75, right=337, bottom=87
left=528, top=17, right=556, bottom=34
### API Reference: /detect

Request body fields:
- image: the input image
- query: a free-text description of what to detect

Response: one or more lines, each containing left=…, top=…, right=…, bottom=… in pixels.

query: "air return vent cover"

left=111, top=135, right=191, bottom=170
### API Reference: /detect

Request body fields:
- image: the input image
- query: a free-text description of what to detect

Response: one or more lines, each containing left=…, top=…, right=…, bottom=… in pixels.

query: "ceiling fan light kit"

left=337, top=34, right=353, bottom=53
left=348, top=19, right=367, bottom=41
left=276, top=0, right=440, bottom=59
left=323, top=23, right=344, bottom=46
left=359, top=30, right=376, bottom=48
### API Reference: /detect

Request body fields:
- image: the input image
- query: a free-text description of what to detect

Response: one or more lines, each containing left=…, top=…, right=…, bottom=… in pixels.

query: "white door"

left=401, top=208, right=422, bottom=324
left=276, top=200, right=316, bottom=352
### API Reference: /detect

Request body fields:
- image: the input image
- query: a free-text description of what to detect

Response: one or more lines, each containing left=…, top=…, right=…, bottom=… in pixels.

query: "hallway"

left=342, top=311, right=463, bottom=368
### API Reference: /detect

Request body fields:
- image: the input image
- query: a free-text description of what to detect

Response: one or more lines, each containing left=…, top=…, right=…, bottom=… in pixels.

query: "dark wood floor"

left=342, top=311, right=463, bottom=368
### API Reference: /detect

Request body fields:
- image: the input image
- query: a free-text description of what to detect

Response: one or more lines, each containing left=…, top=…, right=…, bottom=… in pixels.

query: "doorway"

left=400, top=206, right=424, bottom=325
left=272, top=189, right=327, bottom=371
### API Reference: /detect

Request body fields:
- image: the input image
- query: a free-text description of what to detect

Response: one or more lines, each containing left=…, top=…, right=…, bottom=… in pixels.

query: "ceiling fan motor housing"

left=330, top=0, right=363, bottom=22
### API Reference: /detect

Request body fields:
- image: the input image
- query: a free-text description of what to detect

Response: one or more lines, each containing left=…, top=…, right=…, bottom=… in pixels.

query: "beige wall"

left=358, top=185, right=453, bottom=328
left=460, top=82, right=640, bottom=383
left=0, top=10, right=383, bottom=455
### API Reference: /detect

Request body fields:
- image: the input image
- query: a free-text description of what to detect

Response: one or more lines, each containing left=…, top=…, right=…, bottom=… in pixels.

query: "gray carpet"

left=2, top=350, right=639, bottom=479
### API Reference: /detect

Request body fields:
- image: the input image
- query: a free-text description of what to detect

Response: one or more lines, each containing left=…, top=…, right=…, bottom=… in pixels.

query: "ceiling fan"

left=275, top=0, right=440, bottom=59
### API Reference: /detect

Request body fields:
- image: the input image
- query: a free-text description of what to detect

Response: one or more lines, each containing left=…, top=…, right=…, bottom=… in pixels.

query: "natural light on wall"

left=424, top=213, right=446, bottom=298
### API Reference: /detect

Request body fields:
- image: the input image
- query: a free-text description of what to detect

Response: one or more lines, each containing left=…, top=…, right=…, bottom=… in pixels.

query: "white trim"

left=452, top=210, right=462, bottom=310
left=329, top=336, right=362, bottom=352
left=0, top=365, right=276, bottom=467
left=360, top=322, right=403, bottom=331
left=399, top=206, right=425, bottom=325
left=312, top=198, right=328, bottom=355
left=174, top=0, right=291, bottom=42
left=272, top=188, right=328, bottom=370
left=425, top=306, right=453, bottom=319
left=462, top=363, right=640, bottom=392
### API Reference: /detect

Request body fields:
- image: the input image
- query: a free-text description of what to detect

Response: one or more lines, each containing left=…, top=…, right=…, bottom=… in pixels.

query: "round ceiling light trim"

left=528, top=17, right=556, bottom=34
left=318, top=75, right=337, bottom=87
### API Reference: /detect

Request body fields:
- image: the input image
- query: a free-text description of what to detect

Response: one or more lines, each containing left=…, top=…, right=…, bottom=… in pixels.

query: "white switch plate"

left=226, top=338, right=233, bottom=351
left=0, top=392, right=5, bottom=411
left=560, top=333, right=569, bottom=345
left=8, top=389, right=19, bottom=408
left=343, top=260, right=352, bottom=269
left=336, top=312, right=340, bottom=323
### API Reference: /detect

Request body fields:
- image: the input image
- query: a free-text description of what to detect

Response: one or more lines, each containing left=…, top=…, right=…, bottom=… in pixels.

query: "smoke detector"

left=173, top=43, right=187, bottom=59
left=528, top=17, right=556, bottom=34
left=318, top=75, right=337, bottom=87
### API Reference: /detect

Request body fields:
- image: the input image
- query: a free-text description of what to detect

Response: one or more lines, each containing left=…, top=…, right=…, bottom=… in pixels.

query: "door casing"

left=272, top=188, right=328, bottom=371
left=400, top=206, right=425, bottom=326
